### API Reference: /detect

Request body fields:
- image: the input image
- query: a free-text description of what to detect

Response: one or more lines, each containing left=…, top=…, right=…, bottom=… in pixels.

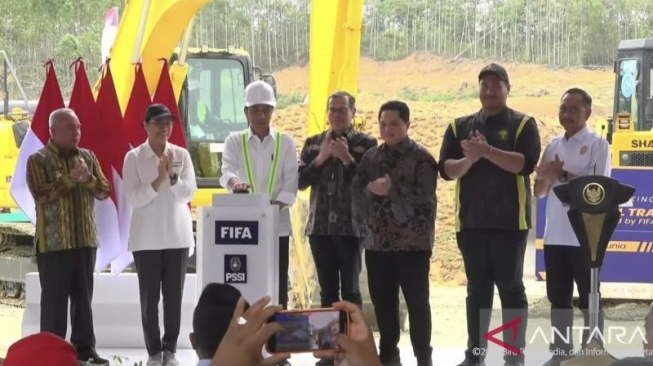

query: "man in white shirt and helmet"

left=219, top=81, right=299, bottom=344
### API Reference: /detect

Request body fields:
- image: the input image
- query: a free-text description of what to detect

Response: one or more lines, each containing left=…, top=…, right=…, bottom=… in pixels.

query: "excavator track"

left=0, top=222, right=35, bottom=305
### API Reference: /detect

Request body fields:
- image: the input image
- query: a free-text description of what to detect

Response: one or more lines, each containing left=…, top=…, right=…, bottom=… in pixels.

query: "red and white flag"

left=69, top=58, right=121, bottom=272
left=10, top=60, right=65, bottom=224
left=95, top=60, right=135, bottom=274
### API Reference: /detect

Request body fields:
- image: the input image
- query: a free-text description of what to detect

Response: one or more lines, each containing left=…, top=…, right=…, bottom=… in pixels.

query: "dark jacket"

left=351, top=138, right=438, bottom=251
left=298, top=126, right=377, bottom=237
left=439, top=107, right=541, bottom=231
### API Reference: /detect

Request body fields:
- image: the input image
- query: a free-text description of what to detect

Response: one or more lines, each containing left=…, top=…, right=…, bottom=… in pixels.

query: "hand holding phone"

left=212, top=296, right=290, bottom=366
left=313, top=301, right=383, bottom=366
left=266, top=308, right=349, bottom=354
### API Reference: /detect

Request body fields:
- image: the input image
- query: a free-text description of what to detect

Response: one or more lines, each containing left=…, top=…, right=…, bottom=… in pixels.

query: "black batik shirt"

left=298, top=126, right=377, bottom=237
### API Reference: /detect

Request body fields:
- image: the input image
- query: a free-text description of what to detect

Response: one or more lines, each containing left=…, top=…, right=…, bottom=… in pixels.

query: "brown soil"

left=272, top=52, right=614, bottom=286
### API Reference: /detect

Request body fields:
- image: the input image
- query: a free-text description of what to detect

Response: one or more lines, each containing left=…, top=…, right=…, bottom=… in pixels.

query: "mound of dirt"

left=272, top=52, right=614, bottom=286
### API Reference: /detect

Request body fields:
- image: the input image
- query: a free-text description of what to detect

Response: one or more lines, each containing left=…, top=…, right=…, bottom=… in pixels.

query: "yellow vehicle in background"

left=0, top=51, right=32, bottom=213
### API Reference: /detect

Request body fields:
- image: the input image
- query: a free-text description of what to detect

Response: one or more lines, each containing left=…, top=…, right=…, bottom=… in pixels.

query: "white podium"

left=196, top=193, right=280, bottom=306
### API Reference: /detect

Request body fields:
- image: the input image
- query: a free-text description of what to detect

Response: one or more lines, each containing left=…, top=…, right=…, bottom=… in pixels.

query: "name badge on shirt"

left=172, top=160, right=182, bottom=174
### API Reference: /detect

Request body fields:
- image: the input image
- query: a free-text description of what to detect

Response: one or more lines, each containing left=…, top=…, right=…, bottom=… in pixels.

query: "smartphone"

left=266, top=308, right=349, bottom=354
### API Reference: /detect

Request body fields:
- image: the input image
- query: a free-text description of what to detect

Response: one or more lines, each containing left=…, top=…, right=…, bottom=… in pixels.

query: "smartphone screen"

left=266, top=308, right=348, bottom=353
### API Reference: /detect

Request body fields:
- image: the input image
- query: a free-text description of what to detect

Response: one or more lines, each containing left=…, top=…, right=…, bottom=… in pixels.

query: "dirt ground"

left=272, top=52, right=615, bottom=286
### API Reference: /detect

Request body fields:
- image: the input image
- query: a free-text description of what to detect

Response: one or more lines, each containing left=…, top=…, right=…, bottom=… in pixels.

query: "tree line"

left=1, top=0, right=653, bottom=100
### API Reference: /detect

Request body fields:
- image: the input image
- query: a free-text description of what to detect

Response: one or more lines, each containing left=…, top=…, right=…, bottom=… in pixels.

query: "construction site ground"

left=2, top=53, right=652, bottom=362
left=275, top=52, right=616, bottom=286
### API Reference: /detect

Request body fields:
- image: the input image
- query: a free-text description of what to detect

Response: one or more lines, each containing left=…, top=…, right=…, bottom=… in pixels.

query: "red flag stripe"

left=96, top=60, right=131, bottom=177
left=152, top=58, right=186, bottom=148
left=31, top=59, right=65, bottom=143
left=68, top=58, right=113, bottom=188
left=124, top=63, right=151, bottom=148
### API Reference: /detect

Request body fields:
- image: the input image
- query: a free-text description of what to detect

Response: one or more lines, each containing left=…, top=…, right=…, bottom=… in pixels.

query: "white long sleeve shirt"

left=123, top=142, right=197, bottom=252
left=538, top=126, right=612, bottom=247
left=219, top=127, right=298, bottom=236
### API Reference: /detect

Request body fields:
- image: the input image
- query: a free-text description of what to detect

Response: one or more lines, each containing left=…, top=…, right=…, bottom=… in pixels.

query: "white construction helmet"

left=244, top=81, right=276, bottom=108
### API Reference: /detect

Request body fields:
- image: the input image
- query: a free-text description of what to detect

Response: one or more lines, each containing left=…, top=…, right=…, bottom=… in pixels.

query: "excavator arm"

left=291, top=0, right=366, bottom=308
left=98, top=0, right=215, bottom=111
left=308, top=0, right=365, bottom=136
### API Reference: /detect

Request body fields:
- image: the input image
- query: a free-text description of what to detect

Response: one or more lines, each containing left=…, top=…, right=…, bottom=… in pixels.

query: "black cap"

left=478, top=63, right=510, bottom=84
left=144, top=103, right=178, bottom=122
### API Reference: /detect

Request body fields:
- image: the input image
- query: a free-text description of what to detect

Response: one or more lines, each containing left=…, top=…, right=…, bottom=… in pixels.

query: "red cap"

left=4, top=332, right=78, bottom=366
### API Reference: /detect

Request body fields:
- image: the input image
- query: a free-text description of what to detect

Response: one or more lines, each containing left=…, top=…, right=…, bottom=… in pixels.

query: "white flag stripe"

left=9, top=129, right=44, bottom=225
left=110, top=168, right=134, bottom=273
left=94, top=198, right=121, bottom=272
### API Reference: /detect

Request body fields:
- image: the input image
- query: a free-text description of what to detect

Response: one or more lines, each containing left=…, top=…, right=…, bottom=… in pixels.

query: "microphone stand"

left=554, top=176, right=635, bottom=366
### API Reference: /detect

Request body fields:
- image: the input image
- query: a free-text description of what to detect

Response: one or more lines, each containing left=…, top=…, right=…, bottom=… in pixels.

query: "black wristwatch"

left=558, top=171, right=569, bottom=183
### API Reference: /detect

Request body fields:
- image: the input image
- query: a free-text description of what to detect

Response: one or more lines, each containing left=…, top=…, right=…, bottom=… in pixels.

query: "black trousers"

left=37, top=247, right=97, bottom=359
left=309, top=235, right=362, bottom=307
left=279, top=236, right=290, bottom=308
left=457, top=229, right=529, bottom=363
left=544, top=244, right=604, bottom=354
left=133, top=248, right=188, bottom=356
left=366, top=250, right=432, bottom=363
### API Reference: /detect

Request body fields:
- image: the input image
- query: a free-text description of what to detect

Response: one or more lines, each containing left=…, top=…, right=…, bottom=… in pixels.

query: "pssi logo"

left=224, top=254, right=247, bottom=283
left=215, top=221, right=259, bottom=245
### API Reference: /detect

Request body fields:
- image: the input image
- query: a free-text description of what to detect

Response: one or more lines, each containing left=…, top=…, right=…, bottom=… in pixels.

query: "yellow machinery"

left=0, top=51, right=36, bottom=298
left=0, top=51, right=31, bottom=212
left=0, top=0, right=367, bottom=305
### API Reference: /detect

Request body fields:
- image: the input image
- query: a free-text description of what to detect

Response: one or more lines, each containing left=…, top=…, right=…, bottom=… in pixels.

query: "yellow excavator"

left=0, top=51, right=31, bottom=213
left=0, top=0, right=366, bottom=307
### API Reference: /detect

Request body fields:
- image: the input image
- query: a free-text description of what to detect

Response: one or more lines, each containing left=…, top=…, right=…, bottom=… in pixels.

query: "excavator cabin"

left=609, top=38, right=653, bottom=167
left=171, top=47, right=276, bottom=194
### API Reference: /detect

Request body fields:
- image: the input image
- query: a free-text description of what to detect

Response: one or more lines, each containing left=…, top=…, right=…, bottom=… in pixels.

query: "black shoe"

left=315, top=359, right=334, bottom=366
left=417, top=360, right=433, bottom=366
left=277, top=361, right=291, bottom=366
left=78, top=355, right=110, bottom=366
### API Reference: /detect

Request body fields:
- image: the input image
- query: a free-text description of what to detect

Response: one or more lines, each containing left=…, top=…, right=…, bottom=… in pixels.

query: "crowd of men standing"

left=23, top=61, right=612, bottom=366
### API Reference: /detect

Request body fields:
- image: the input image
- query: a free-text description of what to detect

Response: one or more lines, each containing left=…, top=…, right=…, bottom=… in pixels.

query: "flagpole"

left=131, top=0, right=152, bottom=64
